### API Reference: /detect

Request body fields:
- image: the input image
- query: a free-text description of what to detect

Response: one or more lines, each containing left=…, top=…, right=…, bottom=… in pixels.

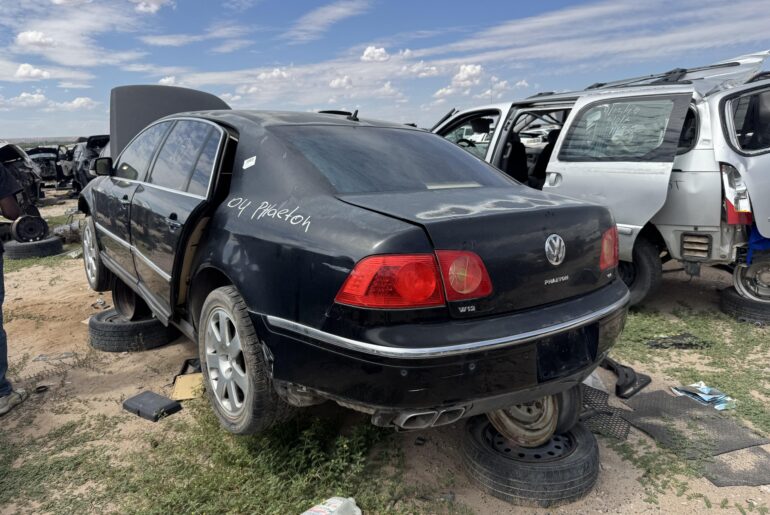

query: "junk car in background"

left=435, top=51, right=770, bottom=306
left=79, top=85, right=628, bottom=446
left=71, top=134, right=109, bottom=192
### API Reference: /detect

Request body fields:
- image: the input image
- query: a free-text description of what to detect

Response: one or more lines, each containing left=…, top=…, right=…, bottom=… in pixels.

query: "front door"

left=93, top=121, right=172, bottom=278
left=434, top=107, right=507, bottom=161
left=129, top=119, right=224, bottom=316
left=543, top=87, right=692, bottom=260
left=711, top=79, right=770, bottom=238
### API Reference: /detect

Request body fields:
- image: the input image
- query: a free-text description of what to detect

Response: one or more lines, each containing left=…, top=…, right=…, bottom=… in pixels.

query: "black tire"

left=199, top=286, right=292, bottom=435
left=555, top=385, right=583, bottom=434
left=82, top=216, right=112, bottom=291
left=619, top=237, right=662, bottom=306
left=719, top=286, right=770, bottom=325
left=89, top=309, right=178, bottom=352
left=463, top=417, right=600, bottom=508
left=4, top=236, right=63, bottom=260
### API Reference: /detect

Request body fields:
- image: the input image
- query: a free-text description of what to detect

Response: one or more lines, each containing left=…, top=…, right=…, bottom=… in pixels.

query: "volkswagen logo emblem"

left=545, top=234, right=566, bottom=266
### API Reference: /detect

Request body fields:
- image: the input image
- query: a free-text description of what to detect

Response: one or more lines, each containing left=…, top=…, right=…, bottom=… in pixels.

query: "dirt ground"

left=1, top=190, right=769, bottom=514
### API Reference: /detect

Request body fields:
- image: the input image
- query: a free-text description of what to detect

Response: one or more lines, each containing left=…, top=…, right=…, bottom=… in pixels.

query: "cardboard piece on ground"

left=171, top=373, right=204, bottom=401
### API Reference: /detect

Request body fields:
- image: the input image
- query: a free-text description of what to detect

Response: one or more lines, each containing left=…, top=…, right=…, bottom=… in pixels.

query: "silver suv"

left=434, top=51, right=770, bottom=306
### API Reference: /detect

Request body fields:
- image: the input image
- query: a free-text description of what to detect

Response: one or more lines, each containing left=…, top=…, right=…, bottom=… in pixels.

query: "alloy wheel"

left=205, top=308, right=249, bottom=417
left=83, top=223, right=98, bottom=285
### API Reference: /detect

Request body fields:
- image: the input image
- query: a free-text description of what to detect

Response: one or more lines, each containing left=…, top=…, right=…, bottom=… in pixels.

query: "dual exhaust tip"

left=386, top=406, right=466, bottom=430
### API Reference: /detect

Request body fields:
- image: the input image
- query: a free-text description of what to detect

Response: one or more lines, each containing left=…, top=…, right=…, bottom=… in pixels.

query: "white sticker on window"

left=242, top=156, right=256, bottom=169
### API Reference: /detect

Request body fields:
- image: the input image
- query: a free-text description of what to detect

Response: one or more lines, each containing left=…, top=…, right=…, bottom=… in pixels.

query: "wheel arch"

left=637, top=223, right=667, bottom=254
left=188, top=266, right=236, bottom=330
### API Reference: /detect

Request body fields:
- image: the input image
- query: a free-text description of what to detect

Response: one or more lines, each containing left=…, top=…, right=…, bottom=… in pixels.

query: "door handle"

left=546, top=172, right=562, bottom=187
left=165, top=213, right=182, bottom=231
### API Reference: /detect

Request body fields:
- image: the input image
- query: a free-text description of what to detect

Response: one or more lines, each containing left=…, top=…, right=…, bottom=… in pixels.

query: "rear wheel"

left=619, top=237, right=662, bottom=306
left=199, top=286, right=291, bottom=435
left=733, top=260, right=770, bottom=304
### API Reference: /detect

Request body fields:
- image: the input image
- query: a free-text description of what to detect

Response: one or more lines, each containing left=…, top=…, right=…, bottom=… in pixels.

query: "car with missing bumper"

left=79, top=85, right=628, bottom=446
left=434, top=51, right=770, bottom=307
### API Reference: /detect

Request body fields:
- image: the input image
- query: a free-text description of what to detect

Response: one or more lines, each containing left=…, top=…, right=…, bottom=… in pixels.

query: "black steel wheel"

left=463, top=416, right=599, bottom=507
left=4, top=236, right=63, bottom=260
left=555, top=384, right=583, bottom=434
left=619, top=237, right=661, bottom=306
left=11, top=215, right=49, bottom=242
left=111, top=276, right=151, bottom=321
left=89, top=309, right=178, bottom=352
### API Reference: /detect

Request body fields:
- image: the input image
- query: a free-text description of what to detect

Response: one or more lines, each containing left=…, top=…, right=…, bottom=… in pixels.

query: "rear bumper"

left=256, top=279, right=628, bottom=415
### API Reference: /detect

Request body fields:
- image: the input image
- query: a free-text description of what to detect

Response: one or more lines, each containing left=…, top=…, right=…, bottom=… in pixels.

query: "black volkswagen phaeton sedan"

left=79, top=86, right=628, bottom=447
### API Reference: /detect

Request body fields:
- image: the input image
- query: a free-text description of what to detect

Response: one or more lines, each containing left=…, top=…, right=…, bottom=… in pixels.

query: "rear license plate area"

left=536, top=324, right=598, bottom=382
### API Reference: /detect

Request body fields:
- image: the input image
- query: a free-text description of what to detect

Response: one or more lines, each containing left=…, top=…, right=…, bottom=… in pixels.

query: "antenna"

left=347, top=109, right=359, bottom=122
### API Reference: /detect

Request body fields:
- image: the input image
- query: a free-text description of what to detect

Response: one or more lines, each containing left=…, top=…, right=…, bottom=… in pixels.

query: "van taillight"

left=335, top=254, right=445, bottom=308
left=721, top=163, right=753, bottom=225
left=435, top=250, right=493, bottom=301
left=600, top=227, right=618, bottom=271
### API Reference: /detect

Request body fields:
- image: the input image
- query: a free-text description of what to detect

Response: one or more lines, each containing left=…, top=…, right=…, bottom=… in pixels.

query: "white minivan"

left=434, top=51, right=770, bottom=309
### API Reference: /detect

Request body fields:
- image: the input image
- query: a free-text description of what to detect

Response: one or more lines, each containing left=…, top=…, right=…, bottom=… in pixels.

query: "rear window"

left=730, top=89, right=770, bottom=152
left=271, top=126, right=512, bottom=194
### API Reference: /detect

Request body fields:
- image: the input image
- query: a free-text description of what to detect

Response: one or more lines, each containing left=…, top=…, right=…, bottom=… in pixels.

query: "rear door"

left=711, top=80, right=770, bottom=237
left=543, top=87, right=692, bottom=259
left=434, top=106, right=510, bottom=161
left=129, top=118, right=225, bottom=317
left=93, top=121, right=172, bottom=279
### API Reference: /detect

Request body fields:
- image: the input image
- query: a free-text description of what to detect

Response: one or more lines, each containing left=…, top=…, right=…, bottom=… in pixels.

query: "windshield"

left=272, top=125, right=512, bottom=194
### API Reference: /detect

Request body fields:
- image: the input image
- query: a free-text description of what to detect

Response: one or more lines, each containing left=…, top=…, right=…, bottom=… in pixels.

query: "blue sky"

left=2, top=0, right=770, bottom=138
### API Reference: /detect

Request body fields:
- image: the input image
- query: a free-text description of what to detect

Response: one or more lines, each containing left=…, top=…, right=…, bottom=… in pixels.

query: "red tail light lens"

left=436, top=250, right=493, bottom=301
left=335, top=254, right=445, bottom=308
left=600, top=226, right=618, bottom=271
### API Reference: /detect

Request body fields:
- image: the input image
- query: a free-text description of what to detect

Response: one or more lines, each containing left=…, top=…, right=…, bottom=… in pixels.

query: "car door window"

left=149, top=120, right=213, bottom=191
left=115, top=122, right=171, bottom=180
left=730, top=89, right=770, bottom=152
left=559, top=98, right=686, bottom=162
left=441, top=112, right=500, bottom=159
left=186, top=130, right=220, bottom=196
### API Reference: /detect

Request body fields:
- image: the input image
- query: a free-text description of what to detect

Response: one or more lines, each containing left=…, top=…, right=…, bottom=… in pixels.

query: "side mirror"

left=94, top=157, right=113, bottom=176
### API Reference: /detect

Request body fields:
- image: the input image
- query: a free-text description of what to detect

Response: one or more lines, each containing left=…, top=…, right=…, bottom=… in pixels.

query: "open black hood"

left=109, top=85, right=230, bottom=158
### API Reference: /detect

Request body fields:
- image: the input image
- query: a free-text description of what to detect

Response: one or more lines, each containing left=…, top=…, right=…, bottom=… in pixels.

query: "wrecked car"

left=0, top=142, right=50, bottom=242
left=71, top=134, right=109, bottom=192
left=25, top=146, right=62, bottom=182
left=435, top=51, right=770, bottom=306
left=79, top=85, right=628, bottom=445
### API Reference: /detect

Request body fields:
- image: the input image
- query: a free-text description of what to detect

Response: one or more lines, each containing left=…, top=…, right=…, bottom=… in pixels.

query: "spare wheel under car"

left=4, top=236, right=63, bottom=260
left=88, top=309, right=179, bottom=352
left=462, top=416, right=599, bottom=508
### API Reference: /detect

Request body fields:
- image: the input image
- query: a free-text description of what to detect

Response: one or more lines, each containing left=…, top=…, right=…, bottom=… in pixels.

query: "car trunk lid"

left=338, top=187, right=616, bottom=318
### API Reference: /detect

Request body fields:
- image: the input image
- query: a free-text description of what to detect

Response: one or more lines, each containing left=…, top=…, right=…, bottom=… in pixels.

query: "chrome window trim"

left=265, top=291, right=629, bottom=359
left=95, top=222, right=171, bottom=283
left=113, top=116, right=227, bottom=198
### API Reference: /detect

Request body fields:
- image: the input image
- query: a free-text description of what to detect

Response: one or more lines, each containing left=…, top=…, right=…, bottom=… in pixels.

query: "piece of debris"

left=301, top=497, right=362, bottom=515
left=414, top=436, right=427, bottom=446
left=34, top=385, right=50, bottom=394
left=672, top=381, right=736, bottom=410
left=123, top=391, right=182, bottom=422
left=171, top=373, right=204, bottom=401
left=32, top=352, right=77, bottom=362
left=600, top=357, right=651, bottom=398
left=646, top=332, right=711, bottom=350
left=66, top=247, right=83, bottom=259
left=91, top=298, right=108, bottom=310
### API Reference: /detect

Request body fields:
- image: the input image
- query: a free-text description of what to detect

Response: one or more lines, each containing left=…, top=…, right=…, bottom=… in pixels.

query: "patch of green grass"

left=44, top=214, right=74, bottom=228
left=4, top=244, right=78, bottom=273
left=0, top=402, right=464, bottom=514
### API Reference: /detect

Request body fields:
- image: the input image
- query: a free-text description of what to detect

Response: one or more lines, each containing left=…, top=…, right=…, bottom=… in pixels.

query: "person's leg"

left=0, top=254, right=11, bottom=398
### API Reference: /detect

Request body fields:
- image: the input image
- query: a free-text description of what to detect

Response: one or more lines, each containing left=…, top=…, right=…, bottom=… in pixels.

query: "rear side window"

left=187, top=130, right=220, bottom=196
left=730, top=89, right=770, bottom=152
left=273, top=126, right=512, bottom=194
left=150, top=120, right=213, bottom=191
left=115, top=122, right=171, bottom=180
left=559, top=96, right=690, bottom=162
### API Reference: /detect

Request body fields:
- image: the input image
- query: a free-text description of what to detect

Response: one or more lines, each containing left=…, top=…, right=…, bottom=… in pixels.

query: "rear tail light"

left=600, top=226, right=618, bottom=271
left=721, top=162, right=753, bottom=225
left=435, top=250, right=493, bottom=301
left=335, top=254, right=444, bottom=308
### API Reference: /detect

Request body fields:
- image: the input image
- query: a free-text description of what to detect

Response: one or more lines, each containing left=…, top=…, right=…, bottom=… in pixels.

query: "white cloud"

left=222, top=0, right=258, bottom=10
left=282, top=0, right=371, bottom=43
left=220, top=93, right=242, bottom=103
left=158, top=76, right=176, bottom=85
left=433, top=86, right=455, bottom=98
left=257, top=68, right=289, bottom=80
left=16, top=31, right=54, bottom=47
left=45, top=96, right=99, bottom=111
left=140, top=23, right=250, bottom=52
left=361, top=46, right=389, bottom=62
left=474, top=76, right=510, bottom=100
left=8, top=91, right=48, bottom=107
left=14, top=63, right=51, bottom=80
left=401, top=60, right=439, bottom=78
left=452, top=64, right=483, bottom=88
left=130, top=0, right=173, bottom=14
left=515, top=79, right=529, bottom=88
left=212, top=39, right=253, bottom=54
left=58, top=81, right=91, bottom=89
left=329, top=75, right=353, bottom=89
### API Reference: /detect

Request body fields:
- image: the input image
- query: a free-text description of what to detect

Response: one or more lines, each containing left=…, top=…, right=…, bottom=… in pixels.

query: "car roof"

left=160, top=110, right=425, bottom=133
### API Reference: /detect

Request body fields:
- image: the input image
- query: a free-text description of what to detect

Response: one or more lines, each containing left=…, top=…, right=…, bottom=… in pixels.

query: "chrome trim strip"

left=94, top=222, right=171, bottom=282
left=266, top=291, right=630, bottom=359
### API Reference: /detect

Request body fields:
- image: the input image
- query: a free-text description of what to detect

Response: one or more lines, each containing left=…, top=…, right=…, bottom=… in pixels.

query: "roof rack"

left=526, top=91, right=556, bottom=98
left=584, top=61, right=740, bottom=91
left=748, top=71, right=770, bottom=83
